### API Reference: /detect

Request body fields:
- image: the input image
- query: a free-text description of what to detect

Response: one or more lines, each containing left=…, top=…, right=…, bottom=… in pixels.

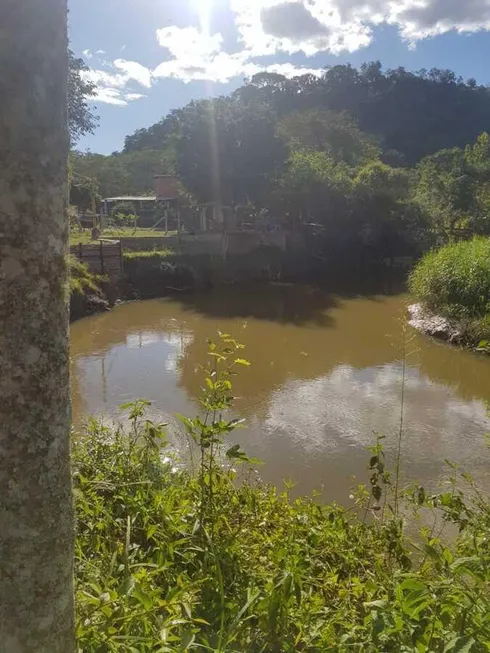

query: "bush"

left=409, top=237, right=490, bottom=320
left=75, top=337, right=490, bottom=651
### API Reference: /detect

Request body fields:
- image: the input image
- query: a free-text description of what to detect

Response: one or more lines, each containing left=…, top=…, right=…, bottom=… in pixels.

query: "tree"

left=0, top=1, right=75, bottom=651
left=174, top=98, right=286, bottom=205
left=277, top=109, right=379, bottom=165
left=70, top=149, right=175, bottom=206
left=414, top=146, right=478, bottom=237
left=124, top=62, right=490, bottom=166
left=68, top=49, right=98, bottom=145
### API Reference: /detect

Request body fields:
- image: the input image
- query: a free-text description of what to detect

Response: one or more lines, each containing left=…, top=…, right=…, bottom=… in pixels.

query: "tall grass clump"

left=69, top=255, right=102, bottom=297
left=409, top=237, right=490, bottom=320
left=75, top=336, right=490, bottom=652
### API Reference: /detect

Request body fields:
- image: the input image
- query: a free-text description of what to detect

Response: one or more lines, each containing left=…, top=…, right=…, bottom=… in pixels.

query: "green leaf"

left=234, top=358, right=251, bottom=366
left=399, top=579, right=427, bottom=592
left=118, top=575, right=135, bottom=596
left=133, top=584, right=153, bottom=610
left=181, top=628, right=195, bottom=650
left=364, top=600, right=388, bottom=609
left=444, top=636, right=476, bottom=653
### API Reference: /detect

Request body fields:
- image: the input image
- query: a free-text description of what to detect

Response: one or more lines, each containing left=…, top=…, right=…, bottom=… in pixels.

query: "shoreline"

left=408, top=303, right=489, bottom=353
left=408, top=303, right=463, bottom=344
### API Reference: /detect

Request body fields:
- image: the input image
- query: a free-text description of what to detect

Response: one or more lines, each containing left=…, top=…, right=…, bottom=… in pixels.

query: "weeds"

left=69, top=255, right=103, bottom=297
left=75, top=336, right=490, bottom=652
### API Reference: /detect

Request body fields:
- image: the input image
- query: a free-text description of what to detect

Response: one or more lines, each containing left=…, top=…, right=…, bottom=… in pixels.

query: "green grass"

left=70, top=229, right=177, bottom=246
left=123, top=249, right=174, bottom=260
left=409, top=237, right=490, bottom=346
left=75, top=336, right=490, bottom=652
left=69, top=256, right=102, bottom=296
left=409, top=237, right=490, bottom=320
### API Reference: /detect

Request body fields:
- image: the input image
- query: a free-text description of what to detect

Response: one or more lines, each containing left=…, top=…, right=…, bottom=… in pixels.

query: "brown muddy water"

left=71, top=285, right=490, bottom=503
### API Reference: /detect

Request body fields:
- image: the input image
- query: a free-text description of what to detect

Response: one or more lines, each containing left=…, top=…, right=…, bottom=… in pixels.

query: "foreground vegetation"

left=409, top=237, right=490, bottom=345
left=75, top=337, right=490, bottom=651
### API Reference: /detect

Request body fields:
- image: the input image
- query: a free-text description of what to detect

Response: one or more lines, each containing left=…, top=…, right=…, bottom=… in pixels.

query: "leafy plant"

left=74, top=337, right=490, bottom=652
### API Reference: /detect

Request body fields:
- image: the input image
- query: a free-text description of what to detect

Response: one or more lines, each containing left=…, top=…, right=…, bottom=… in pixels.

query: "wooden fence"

left=70, top=240, right=123, bottom=277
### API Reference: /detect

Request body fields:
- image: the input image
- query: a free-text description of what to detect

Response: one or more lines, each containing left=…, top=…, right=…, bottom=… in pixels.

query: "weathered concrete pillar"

left=0, top=1, right=75, bottom=651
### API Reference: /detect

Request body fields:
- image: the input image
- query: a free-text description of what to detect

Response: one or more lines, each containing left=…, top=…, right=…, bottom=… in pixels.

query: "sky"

left=69, top=0, right=490, bottom=154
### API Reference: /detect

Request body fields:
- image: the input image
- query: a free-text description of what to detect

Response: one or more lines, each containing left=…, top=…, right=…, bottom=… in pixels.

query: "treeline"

left=72, top=61, right=490, bottom=262
left=124, top=62, right=490, bottom=165
left=69, top=149, right=174, bottom=206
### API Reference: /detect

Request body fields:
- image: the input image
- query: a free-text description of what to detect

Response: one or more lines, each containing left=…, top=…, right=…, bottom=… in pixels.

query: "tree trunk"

left=0, top=2, right=74, bottom=652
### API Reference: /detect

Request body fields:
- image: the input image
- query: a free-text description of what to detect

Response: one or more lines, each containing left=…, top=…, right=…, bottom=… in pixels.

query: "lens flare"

left=196, top=0, right=213, bottom=36
left=194, top=0, right=221, bottom=208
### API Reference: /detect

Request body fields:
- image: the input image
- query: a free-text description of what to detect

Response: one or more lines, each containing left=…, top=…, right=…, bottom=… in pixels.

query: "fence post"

left=119, top=240, right=123, bottom=275
left=78, top=242, right=82, bottom=261
left=100, top=240, right=104, bottom=274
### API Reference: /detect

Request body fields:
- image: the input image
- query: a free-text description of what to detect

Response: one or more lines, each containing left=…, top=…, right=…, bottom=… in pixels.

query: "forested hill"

left=72, top=60, right=490, bottom=261
left=123, top=62, right=490, bottom=165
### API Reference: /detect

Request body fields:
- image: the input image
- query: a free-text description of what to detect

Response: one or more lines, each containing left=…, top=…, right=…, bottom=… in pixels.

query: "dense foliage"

left=70, top=149, right=174, bottom=206
left=68, top=50, right=98, bottom=145
left=75, top=337, right=490, bottom=651
left=124, top=64, right=490, bottom=165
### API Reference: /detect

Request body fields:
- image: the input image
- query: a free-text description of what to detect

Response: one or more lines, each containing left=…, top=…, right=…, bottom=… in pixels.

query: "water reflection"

left=71, top=287, right=490, bottom=501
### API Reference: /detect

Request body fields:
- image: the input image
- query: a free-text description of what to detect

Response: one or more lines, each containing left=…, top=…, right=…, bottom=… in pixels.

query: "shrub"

left=409, top=237, right=490, bottom=319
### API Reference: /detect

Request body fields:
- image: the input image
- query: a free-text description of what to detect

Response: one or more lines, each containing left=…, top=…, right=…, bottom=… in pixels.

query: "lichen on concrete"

left=0, top=1, right=75, bottom=651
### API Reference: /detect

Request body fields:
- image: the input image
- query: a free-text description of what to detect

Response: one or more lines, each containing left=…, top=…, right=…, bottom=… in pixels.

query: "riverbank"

left=70, top=247, right=409, bottom=323
left=408, top=303, right=464, bottom=344
left=408, top=303, right=490, bottom=352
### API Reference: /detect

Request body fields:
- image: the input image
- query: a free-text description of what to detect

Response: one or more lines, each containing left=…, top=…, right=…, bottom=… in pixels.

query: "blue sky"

left=69, top=0, right=490, bottom=154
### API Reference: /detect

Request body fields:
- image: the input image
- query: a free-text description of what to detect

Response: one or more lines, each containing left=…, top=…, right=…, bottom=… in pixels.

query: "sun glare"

left=196, top=0, right=213, bottom=36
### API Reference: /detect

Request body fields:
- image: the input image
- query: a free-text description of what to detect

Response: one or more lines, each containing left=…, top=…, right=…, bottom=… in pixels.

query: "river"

left=71, top=285, right=490, bottom=502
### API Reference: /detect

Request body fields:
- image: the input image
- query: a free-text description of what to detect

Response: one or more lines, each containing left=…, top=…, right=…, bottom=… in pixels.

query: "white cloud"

left=114, top=59, right=153, bottom=88
left=125, top=93, right=146, bottom=101
left=153, top=24, right=324, bottom=83
left=92, top=88, right=129, bottom=107
left=157, top=26, right=224, bottom=60
left=81, top=59, right=153, bottom=106
left=230, top=0, right=490, bottom=56
left=231, top=0, right=372, bottom=56
left=82, top=0, right=490, bottom=95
